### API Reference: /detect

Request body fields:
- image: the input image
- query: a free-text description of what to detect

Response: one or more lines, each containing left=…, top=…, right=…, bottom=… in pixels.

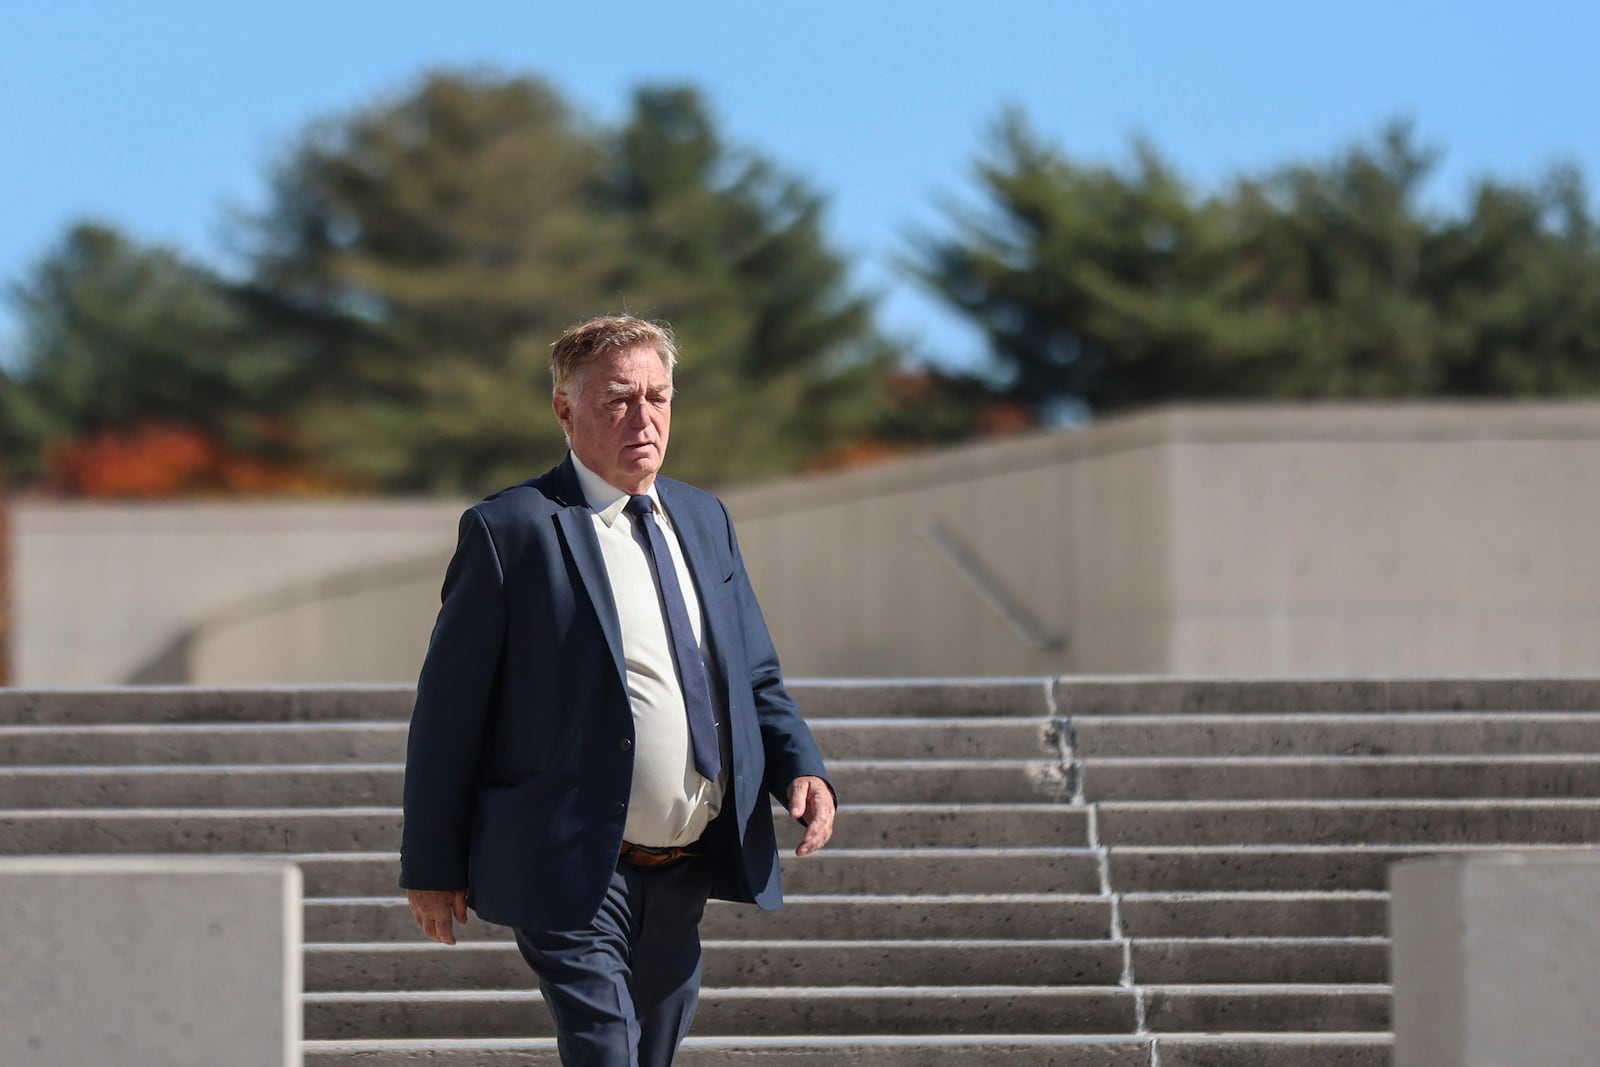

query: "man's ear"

left=552, top=393, right=572, bottom=434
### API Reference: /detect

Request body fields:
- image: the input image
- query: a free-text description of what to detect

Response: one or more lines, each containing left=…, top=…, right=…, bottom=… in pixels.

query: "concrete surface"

left=3, top=679, right=1599, bottom=1063
left=1391, top=851, right=1600, bottom=1067
left=19, top=403, right=1600, bottom=684
left=0, top=856, right=302, bottom=1067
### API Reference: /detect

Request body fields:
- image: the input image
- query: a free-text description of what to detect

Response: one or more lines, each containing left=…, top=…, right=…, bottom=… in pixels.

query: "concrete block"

left=1392, top=850, right=1600, bottom=1067
left=0, top=856, right=301, bottom=1066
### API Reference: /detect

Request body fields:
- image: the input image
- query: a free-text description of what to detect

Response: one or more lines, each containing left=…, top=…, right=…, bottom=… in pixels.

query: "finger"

left=453, top=892, right=469, bottom=924
left=796, top=806, right=832, bottom=856
left=788, top=780, right=807, bottom=820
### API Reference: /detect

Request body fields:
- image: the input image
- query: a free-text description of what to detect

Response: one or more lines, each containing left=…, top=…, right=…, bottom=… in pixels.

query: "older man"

left=400, top=315, right=835, bottom=1066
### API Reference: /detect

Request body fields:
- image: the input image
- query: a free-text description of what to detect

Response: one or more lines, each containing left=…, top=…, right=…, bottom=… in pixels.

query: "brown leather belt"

left=619, top=841, right=702, bottom=869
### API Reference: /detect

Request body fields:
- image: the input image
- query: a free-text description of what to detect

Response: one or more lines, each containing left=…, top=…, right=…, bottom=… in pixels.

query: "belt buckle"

left=621, top=841, right=696, bottom=868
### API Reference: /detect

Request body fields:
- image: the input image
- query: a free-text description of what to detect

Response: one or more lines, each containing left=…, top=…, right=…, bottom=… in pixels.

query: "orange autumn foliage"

left=45, top=423, right=352, bottom=498
left=0, top=497, right=10, bottom=685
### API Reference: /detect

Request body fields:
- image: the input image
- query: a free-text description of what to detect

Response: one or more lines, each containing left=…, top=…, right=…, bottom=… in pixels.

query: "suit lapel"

left=550, top=458, right=627, bottom=685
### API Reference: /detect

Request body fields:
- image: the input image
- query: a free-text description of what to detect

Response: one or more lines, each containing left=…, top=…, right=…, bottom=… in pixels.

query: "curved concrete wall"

left=12, top=402, right=1600, bottom=684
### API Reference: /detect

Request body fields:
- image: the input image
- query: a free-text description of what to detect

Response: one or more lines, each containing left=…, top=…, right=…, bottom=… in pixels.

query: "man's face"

left=553, top=345, right=673, bottom=494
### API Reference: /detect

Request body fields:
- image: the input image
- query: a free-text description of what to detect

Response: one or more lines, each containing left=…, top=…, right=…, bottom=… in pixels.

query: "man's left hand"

left=788, top=775, right=835, bottom=857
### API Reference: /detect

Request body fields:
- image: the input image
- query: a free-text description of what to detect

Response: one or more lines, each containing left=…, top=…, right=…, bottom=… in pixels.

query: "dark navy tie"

left=625, top=495, right=722, bottom=782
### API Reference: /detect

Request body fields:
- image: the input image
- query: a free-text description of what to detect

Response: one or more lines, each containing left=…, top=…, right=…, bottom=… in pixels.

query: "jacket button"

left=613, top=802, right=626, bottom=815
left=620, top=738, right=633, bottom=751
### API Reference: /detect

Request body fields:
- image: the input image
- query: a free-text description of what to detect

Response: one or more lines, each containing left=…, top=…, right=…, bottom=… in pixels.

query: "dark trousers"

left=515, top=857, right=712, bottom=1067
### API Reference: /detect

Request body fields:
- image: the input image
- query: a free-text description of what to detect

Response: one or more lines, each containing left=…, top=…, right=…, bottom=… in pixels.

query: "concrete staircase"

left=4, top=679, right=1600, bottom=1066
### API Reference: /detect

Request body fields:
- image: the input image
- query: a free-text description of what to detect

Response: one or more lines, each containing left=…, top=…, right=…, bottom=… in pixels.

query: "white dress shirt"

left=570, top=454, right=726, bottom=847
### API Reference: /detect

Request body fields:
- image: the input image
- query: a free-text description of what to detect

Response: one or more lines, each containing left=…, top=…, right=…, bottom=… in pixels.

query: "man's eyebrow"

left=600, top=380, right=674, bottom=398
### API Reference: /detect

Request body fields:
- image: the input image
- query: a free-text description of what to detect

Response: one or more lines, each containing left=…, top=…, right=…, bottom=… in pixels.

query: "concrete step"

left=1130, top=938, right=1387, bottom=984
left=306, top=1033, right=1391, bottom=1067
left=0, top=807, right=404, bottom=853
left=1119, top=893, right=1388, bottom=939
left=0, top=761, right=1068, bottom=807
left=292, top=847, right=1104, bottom=900
left=0, top=687, right=416, bottom=726
left=1052, top=676, right=1600, bottom=716
left=0, top=764, right=404, bottom=808
left=1071, top=712, right=1600, bottom=757
left=1094, top=798, right=1600, bottom=846
left=303, top=985, right=1138, bottom=1040
left=304, top=1035, right=1161, bottom=1066
left=1077, top=754, right=1600, bottom=800
left=792, top=681, right=1055, bottom=721
left=1108, top=843, right=1593, bottom=892
left=801, top=762, right=1069, bottom=803
left=303, top=939, right=1127, bottom=992
left=0, top=723, right=410, bottom=765
left=1153, top=1033, right=1388, bottom=1067
left=0, top=803, right=1086, bottom=852
left=774, top=804, right=1088, bottom=849
left=0, top=681, right=1054, bottom=727
left=0, top=718, right=1055, bottom=766
left=1142, top=985, right=1389, bottom=1033
left=305, top=895, right=1117, bottom=943
left=812, top=719, right=1059, bottom=760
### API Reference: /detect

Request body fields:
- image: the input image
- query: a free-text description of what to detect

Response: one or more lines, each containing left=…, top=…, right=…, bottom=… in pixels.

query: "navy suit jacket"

left=400, top=456, right=831, bottom=931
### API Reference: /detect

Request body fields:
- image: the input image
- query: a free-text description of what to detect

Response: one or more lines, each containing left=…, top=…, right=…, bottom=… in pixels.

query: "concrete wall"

left=14, top=501, right=462, bottom=686
left=727, top=402, right=1600, bottom=677
left=723, top=415, right=1174, bottom=676
left=1162, top=406, right=1600, bottom=675
left=11, top=402, right=1600, bottom=684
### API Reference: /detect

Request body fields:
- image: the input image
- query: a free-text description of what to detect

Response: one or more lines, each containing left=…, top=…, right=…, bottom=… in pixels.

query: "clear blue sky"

left=3, top=0, right=1597, bottom=371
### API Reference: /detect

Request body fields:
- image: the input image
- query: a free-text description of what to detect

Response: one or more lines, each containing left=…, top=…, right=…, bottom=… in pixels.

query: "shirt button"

left=620, top=738, right=633, bottom=751
left=613, top=802, right=626, bottom=815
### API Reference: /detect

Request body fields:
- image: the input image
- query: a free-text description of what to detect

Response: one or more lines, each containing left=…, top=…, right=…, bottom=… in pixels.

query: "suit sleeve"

left=399, top=506, right=506, bottom=891
left=719, top=501, right=834, bottom=804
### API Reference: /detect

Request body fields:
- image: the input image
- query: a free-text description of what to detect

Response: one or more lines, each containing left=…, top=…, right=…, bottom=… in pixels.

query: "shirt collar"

left=569, top=452, right=666, bottom=530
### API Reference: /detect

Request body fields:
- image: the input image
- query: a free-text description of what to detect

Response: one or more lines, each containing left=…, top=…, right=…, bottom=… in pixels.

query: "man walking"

left=401, top=315, right=835, bottom=1066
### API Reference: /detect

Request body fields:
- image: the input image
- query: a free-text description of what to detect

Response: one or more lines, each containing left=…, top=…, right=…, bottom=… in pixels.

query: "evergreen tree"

left=915, top=114, right=1600, bottom=416
left=242, top=72, right=904, bottom=492
left=5, top=222, right=292, bottom=481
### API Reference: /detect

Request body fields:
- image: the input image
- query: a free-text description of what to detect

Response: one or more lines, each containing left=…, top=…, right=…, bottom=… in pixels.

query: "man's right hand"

left=407, top=888, right=469, bottom=945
